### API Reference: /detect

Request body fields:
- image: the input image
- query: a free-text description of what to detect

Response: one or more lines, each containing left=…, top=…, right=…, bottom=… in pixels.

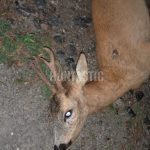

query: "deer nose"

left=54, top=141, right=72, bottom=150
left=54, top=145, right=59, bottom=150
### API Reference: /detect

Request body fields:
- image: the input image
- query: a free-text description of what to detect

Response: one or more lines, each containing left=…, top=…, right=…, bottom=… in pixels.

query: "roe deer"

left=33, top=0, right=150, bottom=149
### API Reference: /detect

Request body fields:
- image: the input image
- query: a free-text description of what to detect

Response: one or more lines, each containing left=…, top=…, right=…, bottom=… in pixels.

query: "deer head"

left=33, top=48, right=89, bottom=150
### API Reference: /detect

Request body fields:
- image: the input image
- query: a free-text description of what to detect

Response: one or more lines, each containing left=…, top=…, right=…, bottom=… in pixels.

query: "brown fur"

left=84, top=0, right=150, bottom=113
left=40, top=0, right=150, bottom=149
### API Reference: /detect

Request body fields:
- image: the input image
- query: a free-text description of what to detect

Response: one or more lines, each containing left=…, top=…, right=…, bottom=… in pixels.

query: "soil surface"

left=0, top=0, right=150, bottom=150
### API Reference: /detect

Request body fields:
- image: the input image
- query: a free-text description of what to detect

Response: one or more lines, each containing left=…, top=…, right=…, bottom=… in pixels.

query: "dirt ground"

left=0, top=0, right=150, bottom=150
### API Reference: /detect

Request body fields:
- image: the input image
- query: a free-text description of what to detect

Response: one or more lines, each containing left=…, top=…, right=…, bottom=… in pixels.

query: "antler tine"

left=33, top=56, right=56, bottom=94
left=39, top=48, right=64, bottom=90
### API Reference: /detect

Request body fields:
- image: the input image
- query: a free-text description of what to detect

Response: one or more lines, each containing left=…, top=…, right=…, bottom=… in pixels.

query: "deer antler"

left=39, top=48, right=64, bottom=90
left=33, top=55, right=56, bottom=94
left=33, top=47, right=64, bottom=94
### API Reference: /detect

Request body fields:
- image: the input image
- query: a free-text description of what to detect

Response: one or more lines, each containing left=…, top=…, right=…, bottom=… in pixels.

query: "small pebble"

left=48, top=16, right=62, bottom=27
left=65, top=57, right=74, bottom=64
left=56, top=50, right=65, bottom=56
left=11, top=132, right=14, bottom=136
left=33, top=18, right=41, bottom=29
left=106, top=137, right=110, bottom=141
left=53, top=35, right=65, bottom=44
left=35, top=0, right=46, bottom=9
left=68, top=44, right=76, bottom=56
left=15, top=0, right=32, bottom=16
left=41, top=23, right=49, bottom=30
left=135, top=91, right=144, bottom=101
left=89, top=41, right=96, bottom=52
left=65, top=57, right=75, bottom=69
left=126, top=107, right=136, bottom=118
left=15, top=0, right=19, bottom=7
left=73, top=16, right=92, bottom=28
left=143, top=115, right=150, bottom=125
left=98, top=120, right=103, bottom=125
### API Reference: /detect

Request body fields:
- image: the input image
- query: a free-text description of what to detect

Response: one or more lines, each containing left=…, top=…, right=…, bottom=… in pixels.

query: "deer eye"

left=64, top=110, right=73, bottom=122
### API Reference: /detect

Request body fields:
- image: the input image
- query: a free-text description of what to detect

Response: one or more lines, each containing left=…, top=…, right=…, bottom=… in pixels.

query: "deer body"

left=85, top=0, right=150, bottom=113
left=34, top=0, right=150, bottom=149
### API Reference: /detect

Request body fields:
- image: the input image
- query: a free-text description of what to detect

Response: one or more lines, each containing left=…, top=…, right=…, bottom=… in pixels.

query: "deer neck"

left=83, top=71, right=128, bottom=114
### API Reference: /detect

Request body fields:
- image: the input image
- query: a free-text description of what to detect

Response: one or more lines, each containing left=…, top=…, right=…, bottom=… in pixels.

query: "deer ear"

left=76, top=53, right=88, bottom=86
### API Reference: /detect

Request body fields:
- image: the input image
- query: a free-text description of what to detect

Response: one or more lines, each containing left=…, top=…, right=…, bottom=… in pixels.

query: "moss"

left=41, top=84, right=52, bottom=99
left=0, top=19, right=53, bottom=99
